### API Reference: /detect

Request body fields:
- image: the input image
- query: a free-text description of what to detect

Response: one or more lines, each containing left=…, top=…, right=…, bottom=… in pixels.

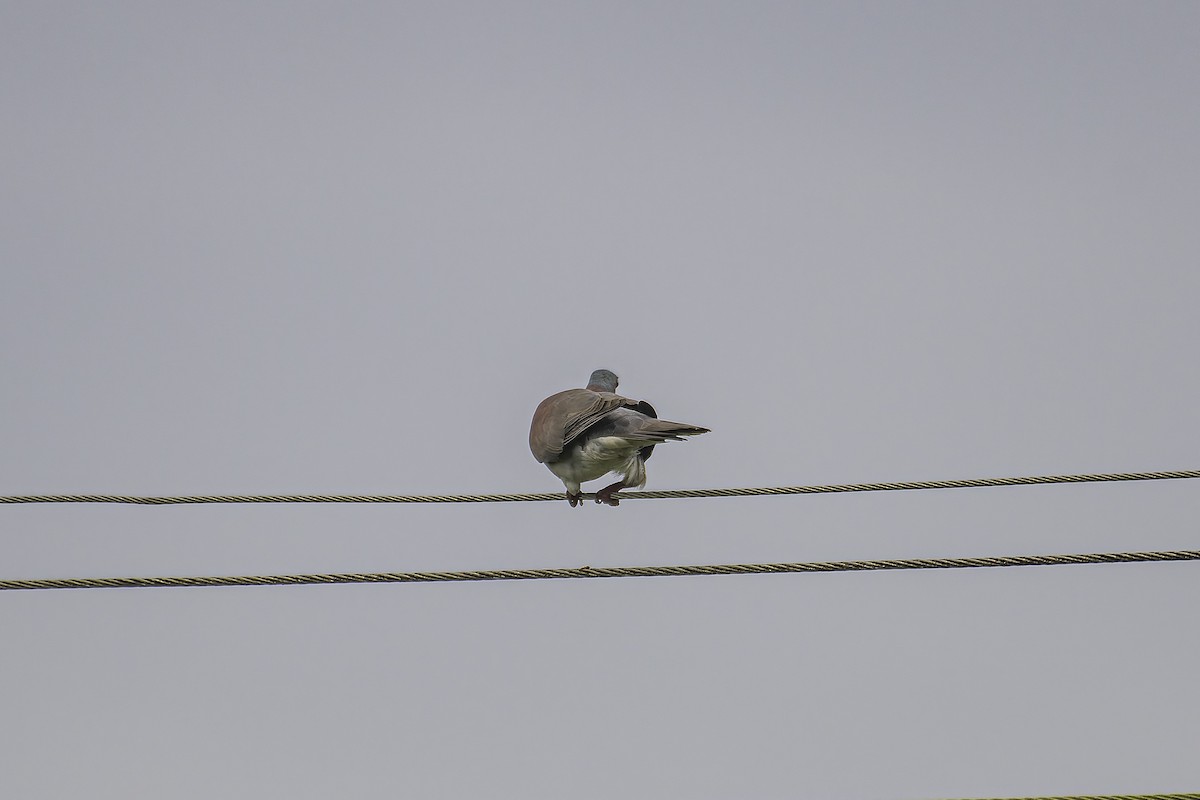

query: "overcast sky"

left=3, top=2, right=1199, bottom=798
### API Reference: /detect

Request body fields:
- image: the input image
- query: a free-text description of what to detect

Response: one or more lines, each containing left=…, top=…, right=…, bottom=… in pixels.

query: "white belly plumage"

left=547, top=436, right=648, bottom=489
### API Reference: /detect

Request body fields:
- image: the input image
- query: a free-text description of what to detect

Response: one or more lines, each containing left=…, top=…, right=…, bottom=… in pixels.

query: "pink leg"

left=594, top=480, right=627, bottom=507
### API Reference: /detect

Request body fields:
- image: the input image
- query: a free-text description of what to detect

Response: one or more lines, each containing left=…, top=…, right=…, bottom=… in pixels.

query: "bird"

left=529, top=369, right=710, bottom=507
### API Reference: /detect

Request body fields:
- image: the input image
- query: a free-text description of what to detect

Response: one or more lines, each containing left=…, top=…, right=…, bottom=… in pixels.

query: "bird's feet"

left=566, top=491, right=583, bottom=507
left=594, top=481, right=627, bottom=507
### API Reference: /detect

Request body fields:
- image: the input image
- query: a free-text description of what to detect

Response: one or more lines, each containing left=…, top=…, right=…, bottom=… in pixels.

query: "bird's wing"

left=632, top=400, right=658, bottom=461
left=529, top=388, right=634, bottom=463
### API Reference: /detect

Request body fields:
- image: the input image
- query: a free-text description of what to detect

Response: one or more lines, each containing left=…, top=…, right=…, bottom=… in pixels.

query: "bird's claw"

left=567, top=492, right=583, bottom=507
left=594, top=481, right=625, bottom=507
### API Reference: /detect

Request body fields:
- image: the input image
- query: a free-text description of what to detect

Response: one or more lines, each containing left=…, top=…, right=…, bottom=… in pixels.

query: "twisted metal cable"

left=942, top=795, right=1200, bottom=800
left=2, top=469, right=1198, bottom=505
left=3, top=549, right=1197, bottom=591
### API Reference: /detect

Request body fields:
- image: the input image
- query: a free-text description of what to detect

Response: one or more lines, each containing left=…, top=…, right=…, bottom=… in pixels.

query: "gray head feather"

left=587, top=369, right=619, bottom=392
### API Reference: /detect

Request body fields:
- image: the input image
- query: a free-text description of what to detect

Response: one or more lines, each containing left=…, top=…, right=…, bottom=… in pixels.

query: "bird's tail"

left=632, top=418, right=710, bottom=443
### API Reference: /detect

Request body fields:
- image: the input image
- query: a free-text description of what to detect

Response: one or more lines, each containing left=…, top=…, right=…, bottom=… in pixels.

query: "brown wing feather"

left=529, top=389, right=636, bottom=464
left=633, top=400, right=658, bottom=462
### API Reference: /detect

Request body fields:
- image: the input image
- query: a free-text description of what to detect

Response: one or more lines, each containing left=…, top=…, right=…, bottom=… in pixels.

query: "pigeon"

left=529, top=369, right=710, bottom=507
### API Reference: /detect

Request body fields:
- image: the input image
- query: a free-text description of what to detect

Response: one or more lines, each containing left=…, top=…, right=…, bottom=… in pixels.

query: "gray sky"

left=3, top=2, right=1199, bottom=797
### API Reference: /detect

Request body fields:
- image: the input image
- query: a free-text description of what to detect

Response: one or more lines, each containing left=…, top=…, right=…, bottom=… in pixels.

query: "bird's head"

left=586, top=369, right=619, bottom=393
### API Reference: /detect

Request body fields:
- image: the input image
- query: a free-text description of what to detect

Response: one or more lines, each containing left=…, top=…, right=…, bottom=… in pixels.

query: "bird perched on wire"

left=529, top=369, right=710, bottom=507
